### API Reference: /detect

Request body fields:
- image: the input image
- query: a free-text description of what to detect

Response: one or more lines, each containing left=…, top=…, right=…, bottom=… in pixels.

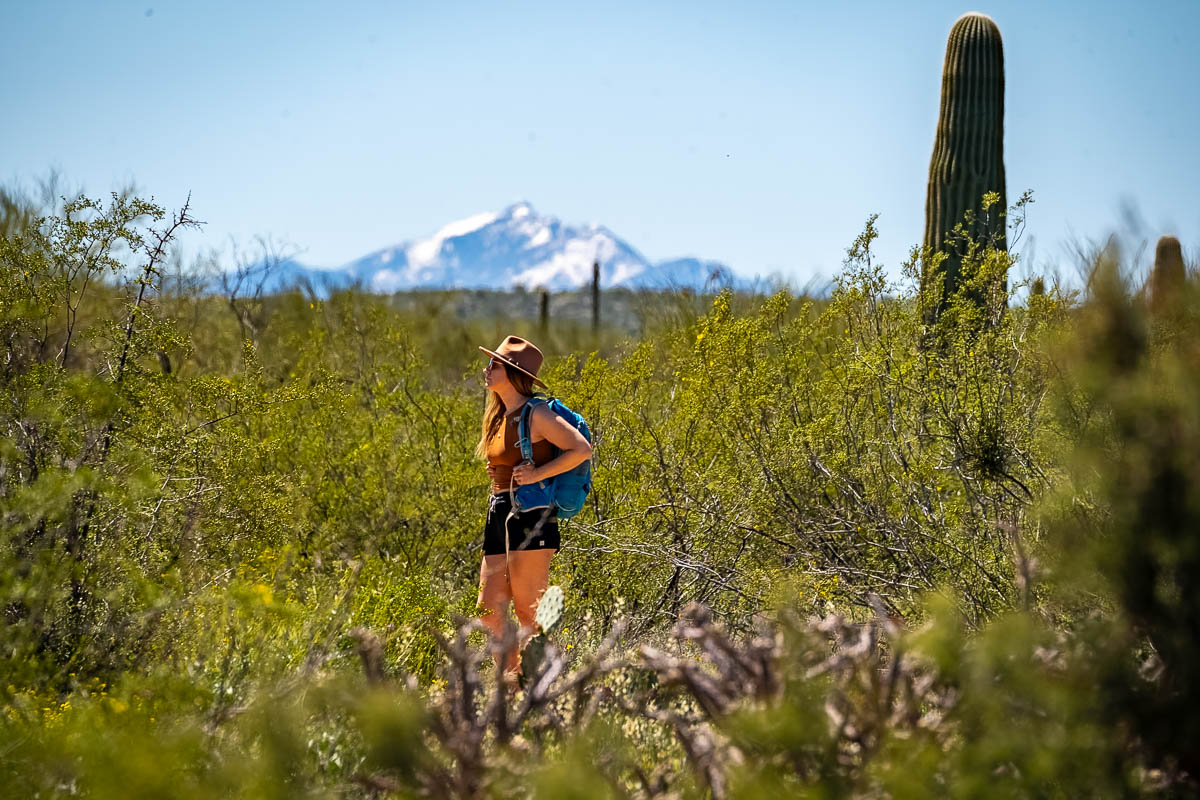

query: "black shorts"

left=483, top=492, right=560, bottom=556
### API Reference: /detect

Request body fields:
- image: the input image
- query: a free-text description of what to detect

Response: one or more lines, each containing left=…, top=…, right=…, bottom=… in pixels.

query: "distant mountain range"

left=244, top=203, right=759, bottom=295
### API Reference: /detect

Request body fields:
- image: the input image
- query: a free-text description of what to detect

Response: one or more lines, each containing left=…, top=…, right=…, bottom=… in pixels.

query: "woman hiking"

left=475, top=335, right=592, bottom=683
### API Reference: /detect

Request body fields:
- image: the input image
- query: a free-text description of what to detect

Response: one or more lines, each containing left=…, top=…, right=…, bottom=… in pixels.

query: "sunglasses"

left=486, top=358, right=506, bottom=371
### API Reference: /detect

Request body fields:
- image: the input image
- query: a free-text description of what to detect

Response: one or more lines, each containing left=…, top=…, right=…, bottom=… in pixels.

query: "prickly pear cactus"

left=519, top=586, right=565, bottom=690
left=534, top=585, right=564, bottom=634
left=923, top=12, right=1008, bottom=309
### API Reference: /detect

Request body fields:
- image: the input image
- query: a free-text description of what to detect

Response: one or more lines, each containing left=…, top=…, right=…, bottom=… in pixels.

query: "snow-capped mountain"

left=241, top=203, right=757, bottom=294
left=346, top=202, right=655, bottom=292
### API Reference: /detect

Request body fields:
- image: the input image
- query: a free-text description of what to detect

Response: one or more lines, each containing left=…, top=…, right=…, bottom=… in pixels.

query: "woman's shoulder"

left=528, top=397, right=556, bottom=417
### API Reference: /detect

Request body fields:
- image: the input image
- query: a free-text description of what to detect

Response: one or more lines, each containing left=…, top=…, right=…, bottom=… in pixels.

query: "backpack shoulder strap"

left=517, top=394, right=549, bottom=463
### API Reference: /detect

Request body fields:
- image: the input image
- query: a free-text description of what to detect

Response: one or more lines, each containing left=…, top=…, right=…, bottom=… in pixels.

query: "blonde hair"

left=476, top=363, right=538, bottom=460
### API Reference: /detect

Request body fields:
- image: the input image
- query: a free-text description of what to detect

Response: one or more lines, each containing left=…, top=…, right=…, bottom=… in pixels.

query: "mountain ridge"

left=241, top=203, right=760, bottom=295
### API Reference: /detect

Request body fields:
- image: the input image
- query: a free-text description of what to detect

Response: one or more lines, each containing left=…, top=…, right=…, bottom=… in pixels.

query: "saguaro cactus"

left=539, top=287, right=550, bottom=333
left=592, top=260, right=600, bottom=332
left=1147, top=235, right=1186, bottom=314
left=923, top=12, right=1008, bottom=311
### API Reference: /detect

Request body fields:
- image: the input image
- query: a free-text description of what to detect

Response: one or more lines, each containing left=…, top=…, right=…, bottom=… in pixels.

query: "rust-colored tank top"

left=486, top=407, right=555, bottom=494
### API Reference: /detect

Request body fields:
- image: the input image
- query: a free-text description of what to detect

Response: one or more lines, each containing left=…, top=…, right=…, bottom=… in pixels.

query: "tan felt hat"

left=479, top=335, right=547, bottom=388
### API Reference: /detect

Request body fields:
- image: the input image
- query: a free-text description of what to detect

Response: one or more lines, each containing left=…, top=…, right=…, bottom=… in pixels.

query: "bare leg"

left=508, top=549, right=556, bottom=670
left=477, top=554, right=516, bottom=675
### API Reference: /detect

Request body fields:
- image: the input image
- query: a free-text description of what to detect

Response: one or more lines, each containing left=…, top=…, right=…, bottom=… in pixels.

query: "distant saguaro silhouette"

left=539, top=287, right=550, bottom=333
left=592, top=260, right=600, bottom=332
left=1147, top=235, right=1187, bottom=315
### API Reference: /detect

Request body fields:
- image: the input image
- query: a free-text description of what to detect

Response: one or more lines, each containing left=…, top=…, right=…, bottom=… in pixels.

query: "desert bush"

left=552, top=208, right=1063, bottom=633
left=5, top=186, right=1196, bottom=796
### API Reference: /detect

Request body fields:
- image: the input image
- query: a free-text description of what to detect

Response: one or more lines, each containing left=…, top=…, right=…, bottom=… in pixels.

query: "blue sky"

left=4, top=0, right=1198, bottom=287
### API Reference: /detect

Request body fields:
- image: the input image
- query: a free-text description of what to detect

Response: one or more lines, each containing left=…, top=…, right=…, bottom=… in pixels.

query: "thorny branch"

left=349, top=597, right=958, bottom=799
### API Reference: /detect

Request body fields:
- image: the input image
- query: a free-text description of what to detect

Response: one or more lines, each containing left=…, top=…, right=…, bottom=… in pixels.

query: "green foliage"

left=1043, top=241, right=1200, bottom=778
left=545, top=211, right=1062, bottom=632
left=3, top=186, right=1196, bottom=796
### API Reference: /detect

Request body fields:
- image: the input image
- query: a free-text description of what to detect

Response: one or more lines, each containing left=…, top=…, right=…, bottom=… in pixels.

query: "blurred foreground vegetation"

left=2, top=188, right=1199, bottom=797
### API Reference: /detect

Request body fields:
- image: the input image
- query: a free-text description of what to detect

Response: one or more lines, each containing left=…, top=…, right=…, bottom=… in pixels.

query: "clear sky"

left=4, top=0, right=1198, bottom=287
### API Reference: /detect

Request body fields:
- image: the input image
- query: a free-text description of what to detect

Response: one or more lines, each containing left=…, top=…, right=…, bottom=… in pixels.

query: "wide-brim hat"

left=479, top=335, right=547, bottom=388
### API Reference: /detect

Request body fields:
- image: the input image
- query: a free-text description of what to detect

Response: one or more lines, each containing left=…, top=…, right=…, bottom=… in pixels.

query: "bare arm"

left=512, top=403, right=592, bottom=484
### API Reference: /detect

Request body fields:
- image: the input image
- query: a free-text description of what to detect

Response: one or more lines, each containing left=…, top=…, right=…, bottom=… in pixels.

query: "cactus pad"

left=535, top=585, right=564, bottom=635
left=518, top=586, right=565, bottom=689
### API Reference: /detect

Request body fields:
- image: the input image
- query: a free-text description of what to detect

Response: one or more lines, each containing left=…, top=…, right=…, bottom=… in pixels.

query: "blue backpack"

left=511, top=394, right=593, bottom=519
